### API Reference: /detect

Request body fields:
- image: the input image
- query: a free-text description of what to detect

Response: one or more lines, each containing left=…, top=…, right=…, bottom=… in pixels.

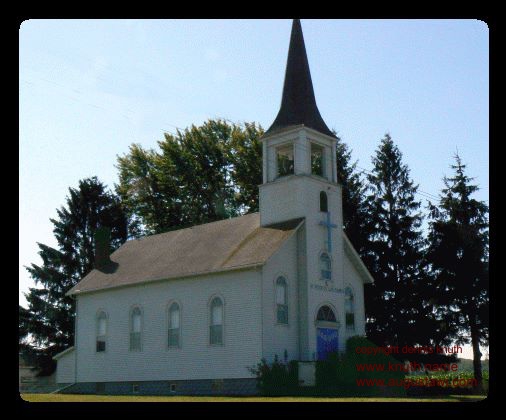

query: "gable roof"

left=67, top=213, right=304, bottom=296
left=343, top=232, right=374, bottom=284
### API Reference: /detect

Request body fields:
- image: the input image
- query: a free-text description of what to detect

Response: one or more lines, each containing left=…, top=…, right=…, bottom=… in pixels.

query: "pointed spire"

left=265, top=19, right=335, bottom=138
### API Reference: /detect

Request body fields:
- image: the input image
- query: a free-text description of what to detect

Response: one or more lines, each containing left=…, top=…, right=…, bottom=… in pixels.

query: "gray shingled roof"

left=67, top=213, right=304, bottom=296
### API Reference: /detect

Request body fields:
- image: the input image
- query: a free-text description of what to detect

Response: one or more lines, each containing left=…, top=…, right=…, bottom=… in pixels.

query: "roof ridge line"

left=130, top=212, right=259, bottom=242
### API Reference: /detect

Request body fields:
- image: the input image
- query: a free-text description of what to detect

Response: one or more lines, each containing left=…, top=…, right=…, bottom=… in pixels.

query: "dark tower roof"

left=264, top=19, right=335, bottom=138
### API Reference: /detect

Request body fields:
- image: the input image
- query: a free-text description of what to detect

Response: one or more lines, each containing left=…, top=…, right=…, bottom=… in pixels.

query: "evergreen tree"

left=364, top=134, right=436, bottom=350
left=334, top=136, right=369, bottom=255
left=19, top=177, right=128, bottom=375
left=426, top=154, right=489, bottom=388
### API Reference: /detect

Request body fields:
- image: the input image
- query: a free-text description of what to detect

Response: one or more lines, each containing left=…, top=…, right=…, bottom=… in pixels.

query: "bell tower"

left=259, top=19, right=342, bottom=228
left=259, top=19, right=346, bottom=360
left=260, top=19, right=341, bottom=227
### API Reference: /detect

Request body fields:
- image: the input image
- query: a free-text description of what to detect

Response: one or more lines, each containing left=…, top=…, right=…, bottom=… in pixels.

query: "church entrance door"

left=315, top=305, right=339, bottom=360
left=316, top=328, right=339, bottom=360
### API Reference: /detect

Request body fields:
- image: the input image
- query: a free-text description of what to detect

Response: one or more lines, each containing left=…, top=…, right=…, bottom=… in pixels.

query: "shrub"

left=312, top=336, right=406, bottom=397
left=248, top=355, right=299, bottom=396
left=337, top=336, right=406, bottom=397
left=250, top=337, right=408, bottom=397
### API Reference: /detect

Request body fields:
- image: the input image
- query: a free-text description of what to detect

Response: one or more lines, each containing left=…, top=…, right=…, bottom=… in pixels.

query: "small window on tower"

left=320, top=191, right=328, bottom=212
left=320, top=253, right=332, bottom=281
left=311, top=143, right=324, bottom=177
left=277, top=145, right=294, bottom=177
left=345, top=286, right=355, bottom=331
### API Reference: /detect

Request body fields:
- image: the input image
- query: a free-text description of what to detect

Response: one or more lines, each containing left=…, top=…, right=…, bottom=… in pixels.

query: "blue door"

left=316, top=328, right=339, bottom=360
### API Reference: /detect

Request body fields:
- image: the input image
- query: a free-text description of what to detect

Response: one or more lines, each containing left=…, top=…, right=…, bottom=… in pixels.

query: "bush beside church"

left=249, top=336, right=406, bottom=397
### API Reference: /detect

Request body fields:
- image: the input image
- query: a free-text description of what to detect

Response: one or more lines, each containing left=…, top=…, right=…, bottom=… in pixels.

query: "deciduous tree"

left=116, top=119, right=263, bottom=235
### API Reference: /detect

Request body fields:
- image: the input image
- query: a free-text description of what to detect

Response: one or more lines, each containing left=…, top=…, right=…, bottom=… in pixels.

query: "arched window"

left=130, top=307, right=142, bottom=351
left=210, top=297, right=223, bottom=345
left=168, top=302, right=181, bottom=348
left=345, top=286, right=355, bottom=331
left=320, top=191, right=328, bottom=212
left=276, top=276, right=288, bottom=324
left=320, top=252, right=331, bottom=280
left=96, top=311, right=107, bottom=352
left=316, top=305, right=337, bottom=323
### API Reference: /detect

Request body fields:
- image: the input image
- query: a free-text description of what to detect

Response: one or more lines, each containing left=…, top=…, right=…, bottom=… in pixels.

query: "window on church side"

left=210, top=297, right=223, bottom=345
left=320, top=253, right=331, bottom=280
left=96, top=311, right=107, bottom=352
left=311, top=143, right=325, bottom=177
left=320, top=191, right=328, bottom=212
left=168, top=302, right=181, bottom=348
left=345, top=287, right=355, bottom=331
left=276, top=145, right=294, bottom=177
left=316, top=305, right=337, bottom=323
left=276, top=277, right=288, bottom=324
left=130, top=307, right=142, bottom=351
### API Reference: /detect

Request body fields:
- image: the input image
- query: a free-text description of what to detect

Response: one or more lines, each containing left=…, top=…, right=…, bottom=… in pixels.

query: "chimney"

left=94, top=226, right=111, bottom=270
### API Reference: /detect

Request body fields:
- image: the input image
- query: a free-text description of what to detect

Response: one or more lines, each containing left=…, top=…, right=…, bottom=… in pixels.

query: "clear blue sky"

left=19, top=19, right=489, bottom=356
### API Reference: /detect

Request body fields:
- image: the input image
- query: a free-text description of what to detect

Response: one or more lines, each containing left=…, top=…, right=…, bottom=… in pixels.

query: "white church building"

left=54, top=19, right=374, bottom=396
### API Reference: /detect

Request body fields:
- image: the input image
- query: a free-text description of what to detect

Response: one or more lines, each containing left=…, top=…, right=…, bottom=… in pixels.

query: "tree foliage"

left=334, top=136, right=369, bottom=254
left=426, top=154, right=489, bottom=386
left=116, top=119, right=263, bottom=236
left=19, top=177, right=128, bottom=375
left=363, top=134, right=437, bottom=350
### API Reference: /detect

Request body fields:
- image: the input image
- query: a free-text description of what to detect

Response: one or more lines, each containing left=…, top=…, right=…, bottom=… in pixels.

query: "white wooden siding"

left=343, top=252, right=366, bottom=337
left=56, top=350, right=75, bottom=384
left=75, top=269, right=262, bottom=383
left=261, top=232, right=300, bottom=363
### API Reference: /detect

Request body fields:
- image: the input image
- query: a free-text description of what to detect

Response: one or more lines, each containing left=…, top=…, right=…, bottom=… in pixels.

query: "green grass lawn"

left=21, top=394, right=486, bottom=403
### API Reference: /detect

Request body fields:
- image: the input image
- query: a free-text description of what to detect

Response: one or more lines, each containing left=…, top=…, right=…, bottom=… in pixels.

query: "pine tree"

left=19, top=177, right=128, bottom=375
left=364, top=134, right=435, bottom=350
left=426, top=154, right=489, bottom=388
left=334, top=136, right=369, bottom=255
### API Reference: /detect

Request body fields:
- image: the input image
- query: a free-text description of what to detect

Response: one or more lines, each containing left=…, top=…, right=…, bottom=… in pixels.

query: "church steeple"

left=265, top=19, right=335, bottom=138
